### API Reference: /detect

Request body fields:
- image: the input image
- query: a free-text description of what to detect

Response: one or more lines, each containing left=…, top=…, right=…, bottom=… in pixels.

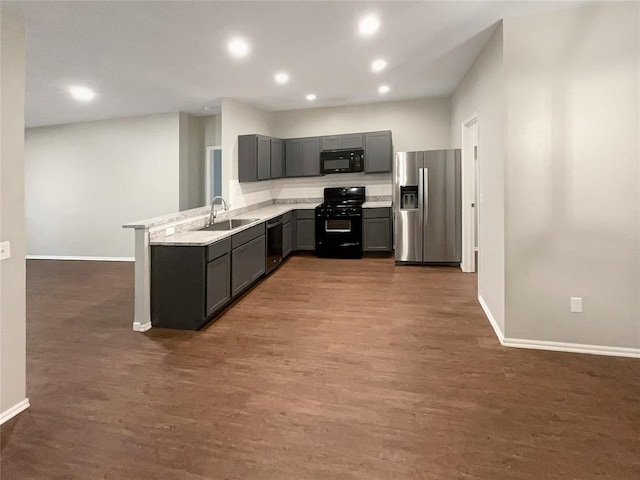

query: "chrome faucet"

left=208, top=196, right=229, bottom=226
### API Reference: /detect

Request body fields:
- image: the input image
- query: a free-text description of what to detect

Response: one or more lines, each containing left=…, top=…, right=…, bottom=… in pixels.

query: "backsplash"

left=231, top=172, right=392, bottom=208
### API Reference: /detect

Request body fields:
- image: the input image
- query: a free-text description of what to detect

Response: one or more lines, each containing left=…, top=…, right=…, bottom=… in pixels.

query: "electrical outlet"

left=0, top=241, right=10, bottom=260
left=570, top=297, right=583, bottom=313
left=165, top=226, right=176, bottom=236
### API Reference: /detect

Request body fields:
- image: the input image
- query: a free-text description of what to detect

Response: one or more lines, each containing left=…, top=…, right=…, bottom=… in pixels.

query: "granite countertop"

left=149, top=200, right=392, bottom=247
left=150, top=203, right=319, bottom=246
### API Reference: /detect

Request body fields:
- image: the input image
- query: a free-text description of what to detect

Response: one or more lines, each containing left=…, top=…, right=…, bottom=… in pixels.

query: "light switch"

left=0, top=241, right=10, bottom=260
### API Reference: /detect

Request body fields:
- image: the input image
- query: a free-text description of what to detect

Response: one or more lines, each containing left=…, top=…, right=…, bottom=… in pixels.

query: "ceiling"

left=9, top=0, right=594, bottom=128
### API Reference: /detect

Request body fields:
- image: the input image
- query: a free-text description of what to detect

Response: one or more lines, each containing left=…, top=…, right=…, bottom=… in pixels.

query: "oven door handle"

left=267, top=219, right=283, bottom=229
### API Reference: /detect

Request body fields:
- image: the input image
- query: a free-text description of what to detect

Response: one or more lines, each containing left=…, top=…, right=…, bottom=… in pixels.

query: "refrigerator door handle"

left=423, top=168, right=429, bottom=229
left=418, top=167, right=424, bottom=224
left=418, top=167, right=426, bottom=260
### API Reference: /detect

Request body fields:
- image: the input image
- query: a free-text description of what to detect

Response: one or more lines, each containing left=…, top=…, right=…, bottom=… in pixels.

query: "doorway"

left=461, top=114, right=479, bottom=273
left=205, top=146, right=222, bottom=203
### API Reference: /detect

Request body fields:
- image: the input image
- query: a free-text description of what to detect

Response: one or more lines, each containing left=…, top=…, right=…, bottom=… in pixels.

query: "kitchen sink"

left=199, top=218, right=259, bottom=231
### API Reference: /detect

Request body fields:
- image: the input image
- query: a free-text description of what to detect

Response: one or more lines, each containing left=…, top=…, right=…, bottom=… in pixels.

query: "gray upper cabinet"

left=341, top=133, right=364, bottom=149
left=257, top=136, right=271, bottom=180
left=270, top=138, right=284, bottom=179
left=301, top=137, right=320, bottom=176
left=238, top=134, right=270, bottom=182
left=285, top=139, right=303, bottom=177
left=286, top=137, right=320, bottom=177
left=364, top=131, right=392, bottom=173
left=240, top=130, right=391, bottom=181
left=321, top=135, right=342, bottom=151
left=320, top=133, right=364, bottom=151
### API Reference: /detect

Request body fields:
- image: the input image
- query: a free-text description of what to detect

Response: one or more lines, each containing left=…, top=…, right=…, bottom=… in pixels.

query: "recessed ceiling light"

left=306, top=94, right=317, bottom=101
left=275, top=72, right=289, bottom=85
left=371, top=59, right=387, bottom=73
left=68, top=85, right=96, bottom=102
left=359, top=15, right=380, bottom=36
left=228, top=38, right=249, bottom=58
left=378, top=85, right=390, bottom=94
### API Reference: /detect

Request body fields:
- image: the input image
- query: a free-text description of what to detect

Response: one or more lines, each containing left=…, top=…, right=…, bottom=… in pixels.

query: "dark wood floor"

left=1, top=257, right=639, bottom=479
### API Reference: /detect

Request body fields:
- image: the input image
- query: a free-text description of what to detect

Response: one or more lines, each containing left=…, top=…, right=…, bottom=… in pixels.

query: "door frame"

left=461, top=113, right=478, bottom=273
left=205, top=145, right=222, bottom=202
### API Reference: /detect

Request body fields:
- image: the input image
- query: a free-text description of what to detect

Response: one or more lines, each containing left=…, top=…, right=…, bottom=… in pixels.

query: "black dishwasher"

left=266, top=215, right=283, bottom=274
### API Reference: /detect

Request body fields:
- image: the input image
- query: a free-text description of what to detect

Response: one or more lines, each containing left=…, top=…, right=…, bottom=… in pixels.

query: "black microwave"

left=320, top=149, right=364, bottom=175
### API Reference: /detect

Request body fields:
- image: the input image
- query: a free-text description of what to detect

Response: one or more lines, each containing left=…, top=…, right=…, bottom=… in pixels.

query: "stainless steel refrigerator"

left=393, top=149, right=461, bottom=264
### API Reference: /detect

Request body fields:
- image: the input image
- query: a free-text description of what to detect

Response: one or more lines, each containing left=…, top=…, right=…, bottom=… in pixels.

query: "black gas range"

left=315, top=186, right=365, bottom=259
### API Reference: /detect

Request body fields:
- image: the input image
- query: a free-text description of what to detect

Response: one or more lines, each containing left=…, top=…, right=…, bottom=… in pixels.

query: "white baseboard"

left=478, top=295, right=640, bottom=359
left=478, top=294, right=505, bottom=343
left=133, top=321, right=152, bottom=332
left=26, top=255, right=134, bottom=262
left=503, top=338, right=640, bottom=359
left=0, top=398, right=30, bottom=425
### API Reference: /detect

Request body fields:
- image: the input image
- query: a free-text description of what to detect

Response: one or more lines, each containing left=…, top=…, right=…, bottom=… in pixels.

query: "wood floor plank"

left=1, top=257, right=639, bottom=479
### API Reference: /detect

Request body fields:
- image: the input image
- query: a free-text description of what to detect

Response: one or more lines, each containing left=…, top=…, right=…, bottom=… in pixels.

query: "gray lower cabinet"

left=206, top=253, right=231, bottom=315
left=283, top=220, right=293, bottom=257
left=295, top=210, right=315, bottom=251
left=364, top=131, right=392, bottom=173
left=150, top=238, right=232, bottom=330
left=363, top=207, right=392, bottom=253
left=285, top=137, right=320, bottom=177
left=231, top=235, right=266, bottom=297
left=239, top=134, right=270, bottom=182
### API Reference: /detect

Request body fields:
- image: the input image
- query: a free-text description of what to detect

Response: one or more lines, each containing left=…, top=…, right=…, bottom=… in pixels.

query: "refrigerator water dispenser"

left=400, top=186, right=419, bottom=210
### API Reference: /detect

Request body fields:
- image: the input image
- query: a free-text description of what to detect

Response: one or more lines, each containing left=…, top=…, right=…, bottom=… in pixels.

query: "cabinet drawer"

left=282, top=211, right=293, bottom=224
left=231, top=223, right=265, bottom=249
left=295, top=209, right=315, bottom=220
left=206, top=238, right=231, bottom=261
left=363, top=207, right=391, bottom=219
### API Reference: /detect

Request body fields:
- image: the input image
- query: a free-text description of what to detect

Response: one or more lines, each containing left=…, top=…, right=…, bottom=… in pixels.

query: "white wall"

left=203, top=114, right=221, bottom=147
left=272, top=97, right=451, bottom=200
left=450, top=24, right=506, bottom=335
left=0, top=8, right=28, bottom=417
left=26, top=113, right=181, bottom=259
left=221, top=97, right=275, bottom=208
left=179, top=113, right=205, bottom=210
left=503, top=3, right=640, bottom=348
left=272, top=97, right=451, bottom=151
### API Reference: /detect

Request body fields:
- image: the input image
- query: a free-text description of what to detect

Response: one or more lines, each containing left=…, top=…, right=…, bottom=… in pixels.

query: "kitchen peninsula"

left=123, top=197, right=391, bottom=332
